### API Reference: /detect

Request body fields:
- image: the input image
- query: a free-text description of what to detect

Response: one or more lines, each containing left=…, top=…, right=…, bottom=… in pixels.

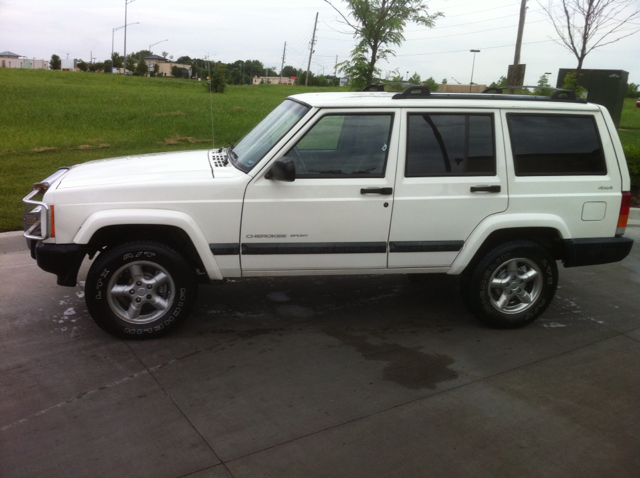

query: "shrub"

left=625, top=144, right=640, bottom=187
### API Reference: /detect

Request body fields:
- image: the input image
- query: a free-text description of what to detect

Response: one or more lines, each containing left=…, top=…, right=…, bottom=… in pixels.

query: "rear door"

left=388, top=108, right=508, bottom=268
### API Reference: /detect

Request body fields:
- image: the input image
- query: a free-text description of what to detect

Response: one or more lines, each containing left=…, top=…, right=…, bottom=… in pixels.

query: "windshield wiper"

left=227, top=143, right=238, bottom=165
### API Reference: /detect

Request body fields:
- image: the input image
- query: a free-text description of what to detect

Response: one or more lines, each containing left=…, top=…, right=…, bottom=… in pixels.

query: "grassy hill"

left=0, top=69, right=338, bottom=231
left=1, top=68, right=639, bottom=231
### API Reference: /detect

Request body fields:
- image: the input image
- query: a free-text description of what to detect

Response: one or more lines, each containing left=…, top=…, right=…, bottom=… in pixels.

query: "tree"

left=204, top=62, right=226, bottom=93
left=90, top=62, right=105, bottom=73
left=103, top=60, right=113, bottom=74
left=560, top=71, right=586, bottom=97
left=125, top=55, right=136, bottom=74
left=153, top=64, right=160, bottom=77
left=441, top=78, right=447, bottom=85
left=111, top=52, right=123, bottom=69
left=281, top=65, right=298, bottom=78
left=423, top=76, right=439, bottom=91
left=533, top=74, right=553, bottom=96
left=134, top=59, right=149, bottom=76
left=326, top=0, right=442, bottom=87
left=77, top=60, right=88, bottom=72
left=488, top=76, right=508, bottom=89
left=171, top=65, right=184, bottom=78
left=407, top=72, right=422, bottom=85
left=50, top=54, right=61, bottom=70
left=539, top=0, right=640, bottom=79
left=627, top=83, right=639, bottom=98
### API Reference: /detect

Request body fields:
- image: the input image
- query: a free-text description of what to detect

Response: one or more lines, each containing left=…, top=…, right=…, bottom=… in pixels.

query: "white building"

left=1, top=51, right=49, bottom=69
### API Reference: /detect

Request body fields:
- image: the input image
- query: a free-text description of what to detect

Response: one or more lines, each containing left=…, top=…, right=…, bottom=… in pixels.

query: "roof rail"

left=482, top=85, right=579, bottom=101
left=361, top=82, right=418, bottom=92
left=392, top=85, right=432, bottom=99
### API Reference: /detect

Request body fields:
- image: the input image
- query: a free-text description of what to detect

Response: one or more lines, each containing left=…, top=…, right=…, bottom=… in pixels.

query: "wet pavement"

left=1, top=216, right=639, bottom=478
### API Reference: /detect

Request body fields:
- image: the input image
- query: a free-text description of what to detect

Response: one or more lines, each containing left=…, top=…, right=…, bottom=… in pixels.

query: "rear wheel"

left=86, top=242, right=197, bottom=339
left=462, top=241, right=558, bottom=328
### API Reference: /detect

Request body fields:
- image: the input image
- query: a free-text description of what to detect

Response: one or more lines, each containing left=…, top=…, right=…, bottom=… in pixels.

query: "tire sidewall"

left=86, top=242, right=196, bottom=339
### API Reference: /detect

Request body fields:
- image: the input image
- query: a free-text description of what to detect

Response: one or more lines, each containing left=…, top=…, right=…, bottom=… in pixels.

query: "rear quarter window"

left=507, top=114, right=607, bottom=176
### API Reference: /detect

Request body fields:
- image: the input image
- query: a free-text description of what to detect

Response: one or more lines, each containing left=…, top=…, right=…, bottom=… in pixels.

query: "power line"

left=395, top=39, right=557, bottom=57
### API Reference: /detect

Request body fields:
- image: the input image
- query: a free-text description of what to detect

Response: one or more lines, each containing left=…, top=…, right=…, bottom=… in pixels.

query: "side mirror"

left=265, top=157, right=296, bottom=182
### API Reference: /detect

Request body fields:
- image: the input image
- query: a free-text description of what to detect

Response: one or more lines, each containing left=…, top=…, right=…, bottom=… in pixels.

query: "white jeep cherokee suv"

left=23, top=85, right=634, bottom=338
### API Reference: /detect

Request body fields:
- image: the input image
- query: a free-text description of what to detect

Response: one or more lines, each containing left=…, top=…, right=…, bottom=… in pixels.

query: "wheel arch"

left=449, top=214, right=570, bottom=276
left=74, top=209, right=222, bottom=281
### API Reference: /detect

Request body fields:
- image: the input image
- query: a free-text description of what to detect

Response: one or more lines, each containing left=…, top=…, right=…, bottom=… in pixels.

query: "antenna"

left=207, top=54, right=215, bottom=149
left=279, top=41, right=286, bottom=84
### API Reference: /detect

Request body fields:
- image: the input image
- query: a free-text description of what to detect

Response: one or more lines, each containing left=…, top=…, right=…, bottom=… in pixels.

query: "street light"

left=469, top=49, right=480, bottom=92
left=112, top=22, right=139, bottom=66
left=123, top=0, right=136, bottom=74
left=149, top=39, right=168, bottom=55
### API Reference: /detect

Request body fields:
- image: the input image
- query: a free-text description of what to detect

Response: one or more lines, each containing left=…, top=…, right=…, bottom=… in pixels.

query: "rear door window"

left=405, top=114, right=496, bottom=177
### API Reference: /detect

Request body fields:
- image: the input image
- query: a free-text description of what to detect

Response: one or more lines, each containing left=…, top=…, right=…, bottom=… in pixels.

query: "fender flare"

left=73, top=209, right=223, bottom=280
left=448, top=213, right=571, bottom=275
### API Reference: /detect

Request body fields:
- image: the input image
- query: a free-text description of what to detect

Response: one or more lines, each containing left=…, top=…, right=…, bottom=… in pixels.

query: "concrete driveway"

left=1, top=216, right=639, bottom=478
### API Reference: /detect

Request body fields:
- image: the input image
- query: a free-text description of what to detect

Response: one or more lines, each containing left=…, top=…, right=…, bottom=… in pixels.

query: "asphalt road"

left=1, top=217, right=639, bottom=478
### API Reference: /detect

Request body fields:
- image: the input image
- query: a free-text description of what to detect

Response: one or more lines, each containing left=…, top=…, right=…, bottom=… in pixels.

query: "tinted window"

left=288, top=114, right=393, bottom=178
left=507, top=114, right=606, bottom=176
left=405, top=114, right=495, bottom=177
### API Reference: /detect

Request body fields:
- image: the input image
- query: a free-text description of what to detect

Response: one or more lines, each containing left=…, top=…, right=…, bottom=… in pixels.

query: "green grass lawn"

left=1, top=69, right=639, bottom=231
left=0, top=69, right=339, bottom=231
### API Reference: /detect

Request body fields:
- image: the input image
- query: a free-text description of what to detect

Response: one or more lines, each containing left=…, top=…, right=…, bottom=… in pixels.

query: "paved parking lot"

left=1, top=217, right=639, bottom=478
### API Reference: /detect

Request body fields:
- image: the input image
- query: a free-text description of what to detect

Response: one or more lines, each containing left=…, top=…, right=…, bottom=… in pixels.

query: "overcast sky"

left=1, top=0, right=639, bottom=86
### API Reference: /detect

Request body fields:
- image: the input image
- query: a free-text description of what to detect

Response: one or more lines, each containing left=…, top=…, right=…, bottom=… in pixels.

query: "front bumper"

left=563, top=236, right=634, bottom=267
left=31, top=241, right=90, bottom=287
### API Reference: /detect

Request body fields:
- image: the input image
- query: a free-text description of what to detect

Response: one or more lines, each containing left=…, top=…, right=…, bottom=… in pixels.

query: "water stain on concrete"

left=325, top=328, right=458, bottom=390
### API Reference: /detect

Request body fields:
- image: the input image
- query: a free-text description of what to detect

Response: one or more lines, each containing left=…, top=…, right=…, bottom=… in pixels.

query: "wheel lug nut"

left=129, top=289, right=135, bottom=295
left=146, top=294, right=152, bottom=300
left=136, top=281, right=142, bottom=286
left=135, top=298, right=141, bottom=303
left=147, top=284, right=152, bottom=289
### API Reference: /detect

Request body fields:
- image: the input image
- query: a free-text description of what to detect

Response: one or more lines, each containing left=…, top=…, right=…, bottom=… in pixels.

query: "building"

left=142, top=55, right=191, bottom=77
left=252, top=76, right=296, bottom=85
left=1, top=51, right=49, bottom=69
left=438, top=83, right=487, bottom=93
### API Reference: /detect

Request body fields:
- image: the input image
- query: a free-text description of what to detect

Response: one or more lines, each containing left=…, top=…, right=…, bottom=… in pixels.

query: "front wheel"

left=86, top=242, right=197, bottom=339
left=462, top=241, right=558, bottom=329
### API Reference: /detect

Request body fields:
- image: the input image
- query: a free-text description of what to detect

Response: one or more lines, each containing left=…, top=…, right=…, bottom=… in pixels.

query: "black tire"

left=461, top=241, right=558, bottom=329
left=85, top=242, right=197, bottom=339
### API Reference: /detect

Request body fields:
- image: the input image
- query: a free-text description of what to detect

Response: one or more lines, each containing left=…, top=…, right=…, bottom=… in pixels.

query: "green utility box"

left=557, top=69, right=628, bottom=128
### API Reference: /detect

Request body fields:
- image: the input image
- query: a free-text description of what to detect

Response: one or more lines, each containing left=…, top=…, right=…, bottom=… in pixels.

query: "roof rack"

left=360, top=82, right=418, bottom=92
left=357, top=83, right=584, bottom=103
left=481, top=86, right=579, bottom=101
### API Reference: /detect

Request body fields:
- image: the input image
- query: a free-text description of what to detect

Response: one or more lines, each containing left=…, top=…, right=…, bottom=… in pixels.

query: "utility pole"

left=507, top=0, right=527, bottom=89
left=305, top=12, right=318, bottom=87
left=334, top=55, right=338, bottom=78
left=124, top=0, right=135, bottom=75
left=280, top=41, right=287, bottom=84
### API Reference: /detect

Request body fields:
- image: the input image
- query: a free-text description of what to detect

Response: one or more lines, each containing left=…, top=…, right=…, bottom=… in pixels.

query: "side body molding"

left=448, top=213, right=572, bottom=275
left=73, top=209, right=223, bottom=280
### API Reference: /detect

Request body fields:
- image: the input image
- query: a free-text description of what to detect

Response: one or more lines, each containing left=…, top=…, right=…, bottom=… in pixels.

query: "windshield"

left=231, top=99, right=310, bottom=171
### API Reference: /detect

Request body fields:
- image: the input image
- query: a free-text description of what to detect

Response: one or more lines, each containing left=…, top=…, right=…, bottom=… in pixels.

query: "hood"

left=57, top=150, right=237, bottom=189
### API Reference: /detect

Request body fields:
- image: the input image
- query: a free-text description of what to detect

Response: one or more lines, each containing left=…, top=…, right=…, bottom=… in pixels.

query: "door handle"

left=470, top=185, right=501, bottom=193
left=360, top=187, right=393, bottom=195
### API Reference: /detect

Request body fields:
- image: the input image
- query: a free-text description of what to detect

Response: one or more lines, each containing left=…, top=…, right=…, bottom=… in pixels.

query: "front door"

left=240, top=109, right=400, bottom=274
